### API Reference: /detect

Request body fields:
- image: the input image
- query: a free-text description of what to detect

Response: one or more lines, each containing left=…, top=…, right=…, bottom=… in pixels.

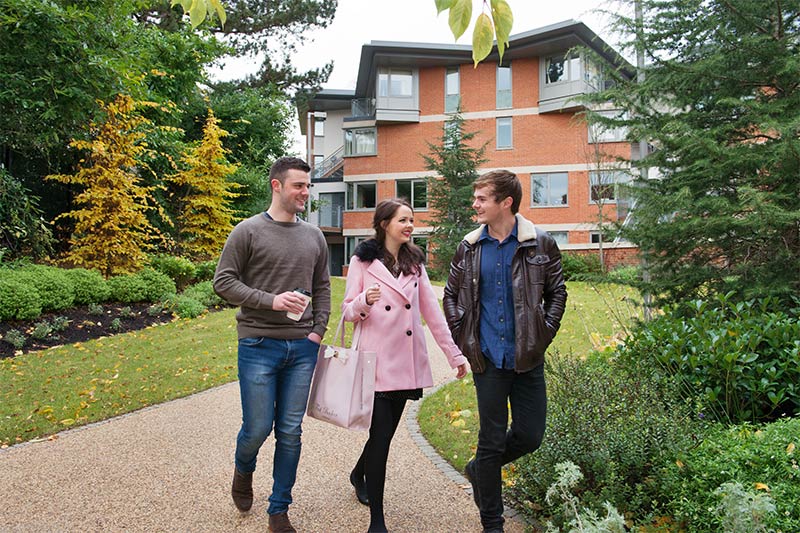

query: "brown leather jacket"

left=443, top=214, right=567, bottom=374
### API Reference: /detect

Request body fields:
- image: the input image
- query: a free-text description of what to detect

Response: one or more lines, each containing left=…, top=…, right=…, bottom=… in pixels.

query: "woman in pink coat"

left=342, top=198, right=468, bottom=533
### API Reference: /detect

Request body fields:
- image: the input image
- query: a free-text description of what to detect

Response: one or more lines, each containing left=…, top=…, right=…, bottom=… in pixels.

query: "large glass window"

left=445, top=66, right=460, bottom=113
left=532, top=172, right=569, bottom=206
left=444, top=120, right=460, bottom=149
left=588, top=110, right=629, bottom=143
left=496, top=64, right=512, bottom=108
left=589, top=170, right=631, bottom=203
left=318, top=192, right=344, bottom=227
left=346, top=236, right=367, bottom=259
left=378, top=69, right=413, bottom=97
left=346, top=182, right=377, bottom=210
left=344, top=128, right=376, bottom=156
left=545, top=53, right=582, bottom=84
left=313, top=118, right=324, bottom=137
left=496, top=117, right=512, bottom=149
left=396, top=179, right=427, bottom=209
left=549, top=231, right=569, bottom=245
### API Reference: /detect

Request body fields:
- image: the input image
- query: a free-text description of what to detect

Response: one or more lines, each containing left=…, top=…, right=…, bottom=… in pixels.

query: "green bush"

left=616, top=294, right=800, bottom=423
left=193, top=260, right=217, bottom=282
left=182, top=280, right=223, bottom=308
left=651, top=418, right=800, bottom=532
left=12, top=265, right=74, bottom=311
left=2, top=328, right=26, bottom=349
left=107, top=274, right=149, bottom=303
left=62, top=268, right=111, bottom=304
left=606, top=265, right=640, bottom=285
left=108, top=269, right=176, bottom=303
left=137, top=268, right=176, bottom=301
left=0, top=276, right=42, bottom=320
left=561, top=252, right=603, bottom=281
left=508, top=351, right=694, bottom=527
left=148, top=255, right=196, bottom=290
left=164, top=295, right=207, bottom=319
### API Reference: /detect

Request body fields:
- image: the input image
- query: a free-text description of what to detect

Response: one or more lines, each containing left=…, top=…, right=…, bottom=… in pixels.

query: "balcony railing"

left=351, top=98, right=375, bottom=119
left=311, top=146, right=344, bottom=181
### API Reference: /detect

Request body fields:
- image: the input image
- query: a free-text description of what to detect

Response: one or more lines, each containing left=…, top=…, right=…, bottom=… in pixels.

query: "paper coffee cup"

left=286, top=288, right=311, bottom=321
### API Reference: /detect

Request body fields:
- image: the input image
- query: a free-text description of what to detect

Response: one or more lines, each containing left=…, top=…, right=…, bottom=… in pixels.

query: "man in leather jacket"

left=443, top=170, right=567, bottom=533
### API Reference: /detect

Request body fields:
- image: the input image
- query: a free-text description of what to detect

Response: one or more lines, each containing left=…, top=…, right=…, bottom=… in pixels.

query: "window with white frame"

left=313, top=118, right=324, bottom=137
left=589, top=170, right=631, bottom=203
left=496, top=117, right=512, bottom=149
left=545, top=53, right=581, bottom=84
left=346, top=182, right=377, bottom=210
left=313, top=154, right=324, bottom=168
left=549, top=231, right=569, bottom=245
left=344, top=127, right=376, bottom=156
left=378, top=69, right=413, bottom=97
left=588, top=110, right=628, bottom=143
left=496, top=64, right=512, bottom=108
left=445, top=66, right=460, bottom=113
left=531, top=172, right=568, bottom=206
left=396, top=179, right=427, bottom=209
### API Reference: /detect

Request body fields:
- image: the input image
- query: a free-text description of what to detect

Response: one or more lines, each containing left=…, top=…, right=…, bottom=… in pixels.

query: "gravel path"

left=1, top=292, right=528, bottom=532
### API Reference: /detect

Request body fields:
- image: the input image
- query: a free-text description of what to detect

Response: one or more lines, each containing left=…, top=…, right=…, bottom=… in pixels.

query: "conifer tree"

left=422, top=113, right=487, bottom=278
left=169, top=109, right=239, bottom=260
left=586, top=0, right=800, bottom=307
left=47, top=95, right=163, bottom=277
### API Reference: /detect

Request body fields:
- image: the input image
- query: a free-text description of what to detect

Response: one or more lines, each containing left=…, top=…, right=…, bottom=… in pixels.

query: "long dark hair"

left=372, top=198, right=425, bottom=276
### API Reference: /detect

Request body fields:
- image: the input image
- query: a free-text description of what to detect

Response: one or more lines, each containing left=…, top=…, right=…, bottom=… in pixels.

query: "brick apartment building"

left=298, top=20, right=640, bottom=276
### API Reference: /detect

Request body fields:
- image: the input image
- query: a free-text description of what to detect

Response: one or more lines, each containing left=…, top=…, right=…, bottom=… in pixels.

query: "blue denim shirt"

left=478, top=222, right=519, bottom=370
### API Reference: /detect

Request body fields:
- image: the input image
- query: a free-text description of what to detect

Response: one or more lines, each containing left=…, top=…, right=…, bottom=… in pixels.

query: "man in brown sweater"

left=214, top=157, right=330, bottom=533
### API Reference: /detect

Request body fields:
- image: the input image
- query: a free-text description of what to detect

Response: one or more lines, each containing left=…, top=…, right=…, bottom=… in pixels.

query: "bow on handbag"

left=322, top=345, right=350, bottom=362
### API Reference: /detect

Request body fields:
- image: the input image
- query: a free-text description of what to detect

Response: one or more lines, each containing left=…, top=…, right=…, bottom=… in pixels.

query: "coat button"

left=360, top=312, right=366, bottom=317
left=414, top=282, right=417, bottom=287
left=406, top=330, right=412, bottom=336
left=405, top=304, right=411, bottom=309
left=385, top=305, right=391, bottom=311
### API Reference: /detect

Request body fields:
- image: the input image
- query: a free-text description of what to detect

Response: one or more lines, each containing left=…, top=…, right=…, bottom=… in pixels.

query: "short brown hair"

left=269, top=156, right=310, bottom=184
left=473, top=170, right=522, bottom=214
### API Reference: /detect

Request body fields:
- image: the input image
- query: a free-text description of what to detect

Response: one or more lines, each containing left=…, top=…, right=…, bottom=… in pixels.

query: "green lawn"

left=0, top=278, right=347, bottom=447
left=417, top=281, right=642, bottom=472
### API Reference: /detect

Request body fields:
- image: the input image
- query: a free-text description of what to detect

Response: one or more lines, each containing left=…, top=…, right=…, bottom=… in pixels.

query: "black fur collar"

left=354, top=238, right=382, bottom=262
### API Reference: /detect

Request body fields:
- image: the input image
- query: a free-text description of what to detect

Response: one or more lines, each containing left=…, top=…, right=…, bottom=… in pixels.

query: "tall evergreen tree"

left=586, top=0, right=800, bottom=307
left=46, top=95, right=165, bottom=277
left=422, top=114, right=487, bottom=278
left=169, top=109, right=239, bottom=260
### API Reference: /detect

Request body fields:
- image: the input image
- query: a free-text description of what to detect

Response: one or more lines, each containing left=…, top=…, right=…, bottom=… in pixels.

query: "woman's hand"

left=455, top=363, right=469, bottom=379
left=365, top=284, right=381, bottom=306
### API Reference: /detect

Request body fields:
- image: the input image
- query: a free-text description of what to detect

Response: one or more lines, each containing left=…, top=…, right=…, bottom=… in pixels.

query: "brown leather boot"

left=231, top=468, right=253, bottom=512
left=268, top=511, right=296, bottom=533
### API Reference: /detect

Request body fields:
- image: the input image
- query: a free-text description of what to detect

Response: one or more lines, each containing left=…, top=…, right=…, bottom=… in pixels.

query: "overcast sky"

left=209, top=0, right=626, bottom=155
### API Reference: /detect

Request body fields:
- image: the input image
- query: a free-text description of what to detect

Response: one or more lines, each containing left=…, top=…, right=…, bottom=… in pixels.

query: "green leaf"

left=188, top=0, right=207, bottom=29
left=448, top=0, right=472, bottom=41
left=490, top=0, right=513, bottom=62
left=170, top=0, right=193, bottom=10
left=435, top=0, right=455, bottom=15
left=209, top=0, right=226, bottom=27
left=472, top=13, right=494, bottom=67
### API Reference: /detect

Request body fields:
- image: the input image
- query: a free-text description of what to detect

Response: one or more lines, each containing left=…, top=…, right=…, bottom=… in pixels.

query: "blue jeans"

left=235, top=336, right=318, bottom=515
left=472, top=361, right=547, bottom=530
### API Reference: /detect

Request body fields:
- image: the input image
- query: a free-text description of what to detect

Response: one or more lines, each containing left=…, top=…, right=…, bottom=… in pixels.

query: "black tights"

left=351, top=396, right=407, bottom=533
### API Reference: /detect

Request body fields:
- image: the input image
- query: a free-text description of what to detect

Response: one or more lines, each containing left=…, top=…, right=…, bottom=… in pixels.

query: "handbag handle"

left=329, top=313, right=362, bottom=349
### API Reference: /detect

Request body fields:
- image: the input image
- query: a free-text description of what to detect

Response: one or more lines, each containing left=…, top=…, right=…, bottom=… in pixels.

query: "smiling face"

left=472, top=185, right=511, bottom=226
left=272, top=168, right=310, bottom=216
left=382, top=204, right=414, bottom=249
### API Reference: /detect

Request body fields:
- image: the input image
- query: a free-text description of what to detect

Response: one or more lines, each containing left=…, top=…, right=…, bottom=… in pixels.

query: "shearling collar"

left=463, top=213, right=537, bottom=245
left=354, top=238, right=383, bottom=262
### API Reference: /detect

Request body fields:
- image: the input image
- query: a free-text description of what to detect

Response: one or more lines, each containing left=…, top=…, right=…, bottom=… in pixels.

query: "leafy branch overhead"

left=436, top=0, right=514, bottom=66
left=170, top=0, right=226, bottom=29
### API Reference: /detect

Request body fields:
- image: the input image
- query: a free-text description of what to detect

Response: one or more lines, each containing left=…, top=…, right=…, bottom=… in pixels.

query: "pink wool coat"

left=342, top=256, right=467, bottom=392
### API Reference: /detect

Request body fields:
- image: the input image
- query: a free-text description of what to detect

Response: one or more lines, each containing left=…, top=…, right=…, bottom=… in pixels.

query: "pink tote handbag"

left=306, top=316, right=376, bottom=431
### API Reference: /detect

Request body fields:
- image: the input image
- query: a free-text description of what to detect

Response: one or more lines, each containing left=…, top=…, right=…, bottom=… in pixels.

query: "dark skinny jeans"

left=472, top=361, right=547, bottom=531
